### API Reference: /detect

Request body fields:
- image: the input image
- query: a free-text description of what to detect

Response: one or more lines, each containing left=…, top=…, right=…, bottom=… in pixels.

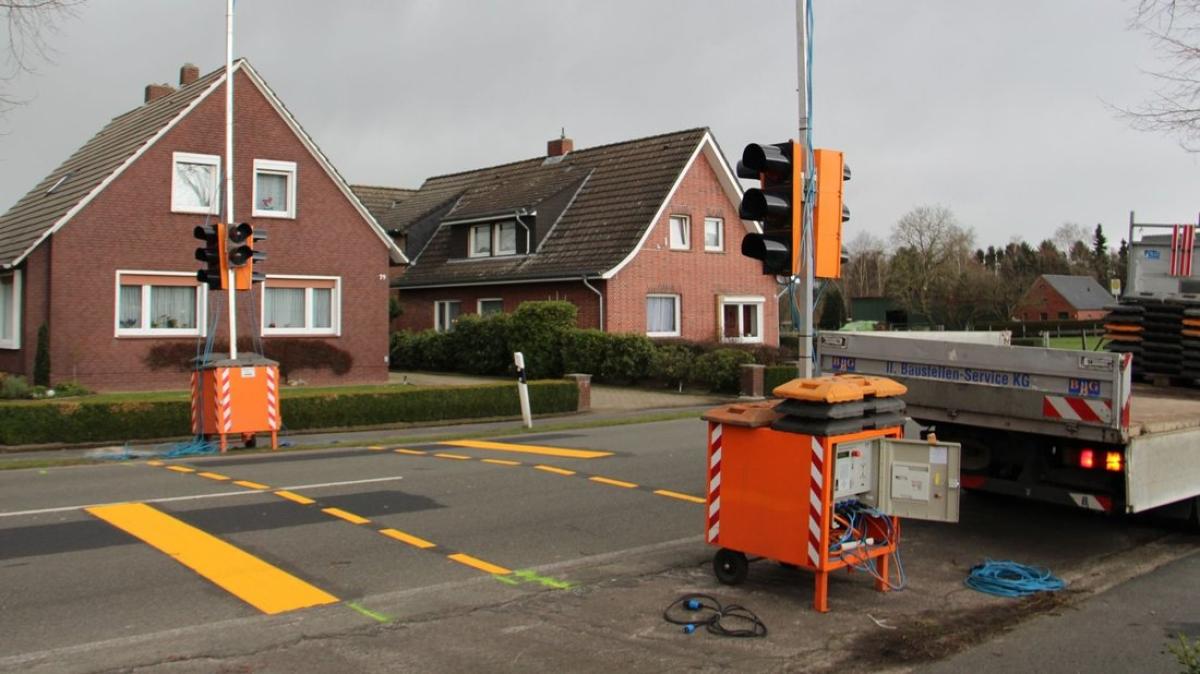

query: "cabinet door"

left=874, top=438, right=961, bottom=523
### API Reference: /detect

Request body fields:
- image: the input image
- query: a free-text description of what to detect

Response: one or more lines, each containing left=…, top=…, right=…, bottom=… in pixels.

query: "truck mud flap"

left=960, top=474, right=1116, bottom=514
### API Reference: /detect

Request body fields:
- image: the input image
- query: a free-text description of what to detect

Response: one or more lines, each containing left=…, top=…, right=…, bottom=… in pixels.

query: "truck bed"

left=1129, top=384, right=1200, bottom=437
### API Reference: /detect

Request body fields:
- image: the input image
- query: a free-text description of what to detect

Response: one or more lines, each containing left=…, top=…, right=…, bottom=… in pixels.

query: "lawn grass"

left=1047, top=335, right=1105, bottom=351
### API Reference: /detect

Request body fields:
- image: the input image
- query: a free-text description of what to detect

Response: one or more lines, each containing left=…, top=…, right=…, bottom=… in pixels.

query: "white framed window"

left=704, top=217, right=724, bottom=252
left=720, top=295, right=765, bottom=344
left=668, top=215, right=690, bottom=250
left=467, top=222, right=519, bottom=258
left=646, top=294, right=681, bottom=337
left=478, top=298, right=504, bottom=316
left=435, top=300, right=461, bottom=332
left=252, top=159, right=297, bottom=219
left=171, top=152, right=220, bottom=215
left=469, top=224, right=493, bottom=257
left=0, top=270, right=22, bottom=349
left=495, top=222, right=518, bottom=255
left=115, top=271, right=205, bottom=337
left=261, top=275, right=340, bottom=336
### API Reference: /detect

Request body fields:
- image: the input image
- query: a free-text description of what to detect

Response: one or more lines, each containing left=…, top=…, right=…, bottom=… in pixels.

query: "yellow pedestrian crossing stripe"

left=86, top=502, right=338, bottom=615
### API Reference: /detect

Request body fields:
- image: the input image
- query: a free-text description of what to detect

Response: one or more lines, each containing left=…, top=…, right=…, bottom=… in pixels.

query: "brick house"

left=0, top=60, right=405, bottom=390
left=384, top=129, right=779, bottom=346
left=1015, top=274, right=1112, bottom=321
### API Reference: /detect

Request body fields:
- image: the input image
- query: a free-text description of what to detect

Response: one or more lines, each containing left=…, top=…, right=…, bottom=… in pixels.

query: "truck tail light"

left=1105, top=451, right=1122, bottom=472
left=1079, top=449, right=1095, bottom=469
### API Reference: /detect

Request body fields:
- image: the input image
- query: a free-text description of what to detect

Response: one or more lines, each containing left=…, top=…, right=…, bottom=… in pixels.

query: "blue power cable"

left=965, top=560, right=1066, bottom=598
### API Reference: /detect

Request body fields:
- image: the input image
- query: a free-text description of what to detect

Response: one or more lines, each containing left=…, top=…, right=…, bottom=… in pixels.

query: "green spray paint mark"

left=346, top=601, right=392, bottom=623
left=505, top=569, right=576, bottom=590
left=493, top=574, right=521, bottom=586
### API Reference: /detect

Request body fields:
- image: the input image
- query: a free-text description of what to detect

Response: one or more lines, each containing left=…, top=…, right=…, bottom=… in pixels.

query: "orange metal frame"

left=706, top=422, right=902, bottom=613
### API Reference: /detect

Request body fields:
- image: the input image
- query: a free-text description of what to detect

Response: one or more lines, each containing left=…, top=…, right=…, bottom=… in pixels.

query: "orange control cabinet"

left=191, top=356, right=281, bottom=453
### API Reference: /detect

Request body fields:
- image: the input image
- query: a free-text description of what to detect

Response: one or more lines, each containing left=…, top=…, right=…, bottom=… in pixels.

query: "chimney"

left=179, top=63, right=199, bottom=86
left=547, top=130, right=573, bottom=157
left=144, top=83, right=175, bottom=103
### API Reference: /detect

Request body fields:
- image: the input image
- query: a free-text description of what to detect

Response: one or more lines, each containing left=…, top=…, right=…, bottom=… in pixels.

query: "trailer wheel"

left=713, top=549, right=748, bottom=585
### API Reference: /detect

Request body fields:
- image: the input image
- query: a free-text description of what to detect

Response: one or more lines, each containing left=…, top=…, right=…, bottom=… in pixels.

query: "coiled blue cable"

left=965, top=560, right=1066, bottom=598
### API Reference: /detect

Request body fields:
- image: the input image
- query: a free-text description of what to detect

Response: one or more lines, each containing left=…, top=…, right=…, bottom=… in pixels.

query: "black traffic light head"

left=193, top=223, right=226, bottom=290
left=738, top=140, right=802, bottom=276
left=227, top=222, right=265, bottom=290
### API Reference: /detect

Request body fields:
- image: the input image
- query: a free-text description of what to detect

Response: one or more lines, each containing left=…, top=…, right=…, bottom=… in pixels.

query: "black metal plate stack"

left=1141, top=301, right=1185, bottom=377
left=1184, top=308, right=1200, bottom=380
left=772, top=395, right=907, bottom=436
left=1103, top=304, right=1145, bottom=374
left=1107, top=300, right=1200, bottom=385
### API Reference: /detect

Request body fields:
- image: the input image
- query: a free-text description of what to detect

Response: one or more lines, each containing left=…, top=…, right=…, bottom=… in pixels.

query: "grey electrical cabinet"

left=872, top=438, right=961, bottom=523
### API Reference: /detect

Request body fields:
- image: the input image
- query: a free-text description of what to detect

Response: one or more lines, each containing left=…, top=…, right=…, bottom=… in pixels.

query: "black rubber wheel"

left=713, top=548, right=749, bottom=585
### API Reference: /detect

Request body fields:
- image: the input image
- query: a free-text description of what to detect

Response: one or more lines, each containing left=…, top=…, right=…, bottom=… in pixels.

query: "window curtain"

left=312, top=288, right=332, bottom=328
left=150, top=286, right=196, bottom=329
left=176, top=162, right=215, bottom=210
left=471, top=224, right=492, bottom=256
left=722, top=304, right=739, bottom=339
left=497, top=223, right=517, bottom=254
left=647, top=297, right=676, bottom=333
left=119, top=285, right=142, bottom=329
left=742, top=304, right=759, bottom=338
left=256, top=172, right=287, bottom=212
left=265, top=287, right=305, bottom=328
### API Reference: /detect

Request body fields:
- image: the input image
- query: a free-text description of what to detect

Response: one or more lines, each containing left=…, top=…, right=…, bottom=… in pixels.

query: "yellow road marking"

left=590, top=476, right=638, bottom=489
left=274, top=490, right=315, bottom=505
left=146, top=460, right=164, bottom=467
left=394, top=448, right=427, bottom=456
left=233, top=480, right=270, bottom=490
left=368, top=445, right=385, bottom=451
left=166, top=466, right=196, bottom=473
left=440, top=439, right=612, bottom=459
left=198, top=472, right=230, bottom=481
left=434, top=453, right=471, bottom=460
left=86, top=503, right=338, bottom=615
left=448, top=553, right=511, bottom=575
left=653, top=489, right=706, bottom=504
left=534, top=465, right=576, bottom=476
left=482, top=458, right=521, bottom=466
left=379, top=528, right=436, bottom=549
left=322, top=507, right=370, bottom=525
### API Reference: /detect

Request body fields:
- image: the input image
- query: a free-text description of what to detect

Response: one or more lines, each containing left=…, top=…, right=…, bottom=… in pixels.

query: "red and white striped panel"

left=706, top=423, right=723, bottom=544
left=807, top=436, right=825, bottom=567
left=189, top=371, right=199, bottom=434
left=218, top=368, right=233, bottom=433
left=1042, top=395, right=1112, bottom=424
left=1170, top=224, right=1196, bottom=277
left=266, top=366, right=279, bottom=431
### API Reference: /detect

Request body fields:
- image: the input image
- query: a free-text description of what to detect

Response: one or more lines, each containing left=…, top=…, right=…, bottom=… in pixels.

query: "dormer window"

left=468, top=221, right=519, bottom=258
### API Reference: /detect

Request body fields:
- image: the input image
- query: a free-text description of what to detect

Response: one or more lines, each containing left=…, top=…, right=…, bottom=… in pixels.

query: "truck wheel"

left=1190, top=497, right=1200, bottom=533
left=713, top=549, right=748, bottom=585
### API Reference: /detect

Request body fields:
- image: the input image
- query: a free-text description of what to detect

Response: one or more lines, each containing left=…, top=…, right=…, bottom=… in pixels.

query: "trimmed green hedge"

left=0, top=380, right=578, bottom=446
left=764, top=365, right=799, bottom=394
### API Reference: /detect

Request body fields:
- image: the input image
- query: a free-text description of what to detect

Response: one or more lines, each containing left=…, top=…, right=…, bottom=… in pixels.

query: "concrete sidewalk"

left=388, top=371, right=727, bottom=411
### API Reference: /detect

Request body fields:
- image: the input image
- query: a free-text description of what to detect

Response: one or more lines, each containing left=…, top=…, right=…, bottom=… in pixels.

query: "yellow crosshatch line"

left=198, top=472, right=230, bottom=481
left=86, top=502, right=338, bottom=615
left=433, top=453, right=471, bottom=460
left=589, top=476, right=638, bottom=489
left=166, top=466, right=195, bottom=473
left=274, top=490, right=315, bottom=505
left=322, top=507, right=370, bottom=525
left=654, top=489, right=706, bottom=504
left=448, top=553, right=511, bottom=575
left=534, top=465, right=576, bottom=476
left=439, top=439, right=613, bottom=460
left=234, top=480, right=269, bottom=490
left=379, top=528, right=436, bottom=549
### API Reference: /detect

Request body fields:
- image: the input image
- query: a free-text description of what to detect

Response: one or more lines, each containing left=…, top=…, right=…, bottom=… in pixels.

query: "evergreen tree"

left=1091, top=224, right=1110, bottom=282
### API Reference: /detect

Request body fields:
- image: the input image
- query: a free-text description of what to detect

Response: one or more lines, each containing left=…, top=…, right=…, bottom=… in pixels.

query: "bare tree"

left=842, top=230, right=889, bottom=298
left=886, top=205, right=974, bottom=324
left=1, top=1, right=82, bottom=116
left=1125, top=0, right=1200, bottom=149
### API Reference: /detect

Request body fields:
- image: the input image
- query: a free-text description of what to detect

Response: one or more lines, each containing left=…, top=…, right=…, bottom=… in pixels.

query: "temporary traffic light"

left=227, top=222, right=266, bottom=291
left=738, top=141, right=801, bottom=276
left=194, top=222, right=228, bottom=290
left=812, top=149, right=850, bottom=279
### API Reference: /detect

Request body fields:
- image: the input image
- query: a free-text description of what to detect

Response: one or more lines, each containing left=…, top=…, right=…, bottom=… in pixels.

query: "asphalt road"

left=0, top=417, right=1196, bottom=673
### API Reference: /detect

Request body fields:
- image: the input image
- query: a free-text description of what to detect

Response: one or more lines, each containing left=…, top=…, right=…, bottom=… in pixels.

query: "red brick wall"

left=606, top=152, right=779, bottom=346
left=0, top=243, right=51, bottom=379
left=1016, top=278, right=1076, bottom=321
left=394, top=280, right=603, bottom=332
left=29, top=70, right=391, bottom=391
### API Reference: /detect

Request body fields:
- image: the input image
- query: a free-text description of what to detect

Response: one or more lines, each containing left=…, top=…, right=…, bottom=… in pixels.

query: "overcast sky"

left=0, top=0, right=1195, bottom=250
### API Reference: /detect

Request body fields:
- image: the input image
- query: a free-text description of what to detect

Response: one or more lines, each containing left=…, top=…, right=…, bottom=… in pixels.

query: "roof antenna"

left=560, top=127, right=566, bottom=140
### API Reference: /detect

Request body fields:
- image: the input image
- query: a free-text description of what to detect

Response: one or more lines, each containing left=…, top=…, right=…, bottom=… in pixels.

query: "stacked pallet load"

left=1103, top=304, right=1144, bottom=374
left=1185, top=308, right=1200, bottom=381
left=1140, top=301, right=1186, bottom=378
left=771, top=374, right=907, bottom=436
